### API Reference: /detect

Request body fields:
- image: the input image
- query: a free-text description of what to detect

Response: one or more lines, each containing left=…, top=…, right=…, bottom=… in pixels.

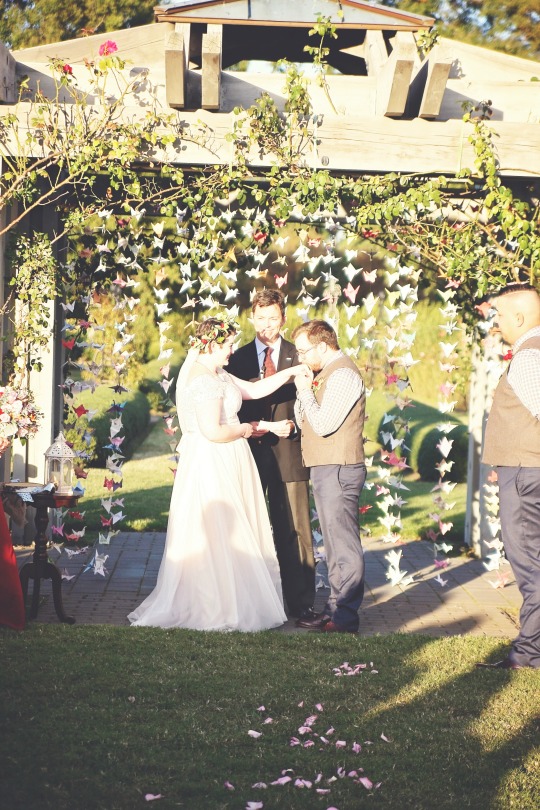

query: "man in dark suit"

left=226, top=289, right=316, bottom=622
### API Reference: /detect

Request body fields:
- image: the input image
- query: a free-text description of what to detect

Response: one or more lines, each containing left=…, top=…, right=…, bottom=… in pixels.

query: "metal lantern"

left=45, top=432, right=75, bottom=494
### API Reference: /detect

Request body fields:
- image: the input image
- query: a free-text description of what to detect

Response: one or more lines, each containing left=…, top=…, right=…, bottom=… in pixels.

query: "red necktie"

left=262, top=346, right=277, bottom=377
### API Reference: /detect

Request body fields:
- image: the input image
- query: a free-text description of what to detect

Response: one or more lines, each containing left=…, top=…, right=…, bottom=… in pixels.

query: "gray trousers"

left=311, top=463, right=366, bottom=631
left=497, top=466, right=540, bottom=668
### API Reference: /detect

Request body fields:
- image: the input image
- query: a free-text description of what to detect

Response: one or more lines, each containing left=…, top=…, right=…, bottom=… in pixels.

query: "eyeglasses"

left=296, top=345, right=317, bottom=358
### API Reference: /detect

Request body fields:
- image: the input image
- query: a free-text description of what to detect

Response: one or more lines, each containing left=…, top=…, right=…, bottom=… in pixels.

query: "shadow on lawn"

left=349, top=629, right=539, bottom=808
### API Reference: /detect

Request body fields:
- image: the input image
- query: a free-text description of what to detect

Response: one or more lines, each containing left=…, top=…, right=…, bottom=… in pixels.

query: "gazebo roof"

left=154, top=0, right=434, bottom=30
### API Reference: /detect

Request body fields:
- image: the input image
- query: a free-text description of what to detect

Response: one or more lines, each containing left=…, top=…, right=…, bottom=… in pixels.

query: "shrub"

left=89, top=390, right=151, bottom=466
left=416, top=424, right=469, bottom=483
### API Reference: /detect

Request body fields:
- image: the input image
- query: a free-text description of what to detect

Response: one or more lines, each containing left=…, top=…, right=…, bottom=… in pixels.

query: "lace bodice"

left=177, top=368, right=242, bottom=435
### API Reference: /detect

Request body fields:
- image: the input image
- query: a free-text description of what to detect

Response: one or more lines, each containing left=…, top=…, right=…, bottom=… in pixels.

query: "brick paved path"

left=16, top=532, right=520, bottom=637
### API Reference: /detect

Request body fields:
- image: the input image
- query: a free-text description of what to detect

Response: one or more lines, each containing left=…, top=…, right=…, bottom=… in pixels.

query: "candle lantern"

left=45, top=432, right=75, bottom=494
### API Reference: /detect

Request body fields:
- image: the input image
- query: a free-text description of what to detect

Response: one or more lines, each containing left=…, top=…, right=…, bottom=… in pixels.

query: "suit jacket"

left=225, top=338, right=309, bottom=482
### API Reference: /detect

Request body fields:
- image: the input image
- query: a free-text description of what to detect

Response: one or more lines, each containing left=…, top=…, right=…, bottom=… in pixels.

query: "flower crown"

left=189, top=313, right=240, bottom=352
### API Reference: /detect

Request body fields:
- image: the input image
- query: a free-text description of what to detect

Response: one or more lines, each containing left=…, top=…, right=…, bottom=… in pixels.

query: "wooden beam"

left=376, top=33, right=416, bottom=118
left=0, top=42, right=17, bottom=104
left=165, top=26, right=189, bottom=109
left=2, top=103, right=539, bottom=176
left=419, top=46, right=452, bottom=119
left=363, top=30, right=387, bottom=76
left=201, top=24, right=222, bottom=111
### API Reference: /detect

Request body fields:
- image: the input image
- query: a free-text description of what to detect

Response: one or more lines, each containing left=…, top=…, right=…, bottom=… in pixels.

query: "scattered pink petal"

left=263, top=717, right=273, bottom=724
left=315, top=703, right=324, bottom=711
left=326, top=727, right=335, bottom=735
left=248, top=730, right=262, bottom=738
left=374, top=782, right=383, bottom=789
left=319, top=736, right=330, bottom=744
left=336, top=740, right=347, bottom=748
left=381, top=733, right=391, bottom=743
left=304, top=740, right=315, bottom=748
left=314, top=774, right=323, bottom=784
left=348, top=771, right=358, bottom=778
left=298, top=700, right=304, bottom=707
left=304, top=714, right=318, bottom=726
left=364, top=740, right=374, bottom=745
left=252, top=783, right=267, bottom=789
left=352, top=742, right=362, bottom=753
left=298, top=726, right=312, bottom=735
left=224, top=781, right=235, bottom=791
left=246, top=803, right=264, bottom=810
left=289, top=736, right=301, bottom=746
left=257, top=705, right=266, bottom=712
left=295, top=778, right=312, bottom=788
left=337, top=767, right=346, bottom=778
left=316, top=788, right=331, bottom=794
left=358, top=777, right=373, bottom=790
left=271, top=776, right=292, bottom=786
left=144, top=795, right=163, bottom=802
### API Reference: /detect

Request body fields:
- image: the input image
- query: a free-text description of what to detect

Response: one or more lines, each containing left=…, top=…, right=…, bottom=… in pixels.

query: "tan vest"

left=301, top=354, right=365, bottom=467
left=482, top=336, right=540, bottom=467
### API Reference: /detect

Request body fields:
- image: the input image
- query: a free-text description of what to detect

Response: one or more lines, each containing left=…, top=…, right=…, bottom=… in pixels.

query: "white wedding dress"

left=128, top=368, right=286, bottom=631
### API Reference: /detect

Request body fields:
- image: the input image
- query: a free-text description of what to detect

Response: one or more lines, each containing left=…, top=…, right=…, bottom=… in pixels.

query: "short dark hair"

left=251, top=289, right=285, bottom=316
left=291, top=319, right=339, bottom=350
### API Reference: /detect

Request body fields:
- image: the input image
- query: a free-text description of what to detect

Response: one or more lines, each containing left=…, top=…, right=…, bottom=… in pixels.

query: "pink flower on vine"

left=99, top=40, right=118, bottom=57
left=62, top=64, right=73, bottom=75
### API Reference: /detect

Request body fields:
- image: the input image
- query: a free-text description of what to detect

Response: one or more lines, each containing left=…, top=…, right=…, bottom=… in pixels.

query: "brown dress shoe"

left=476, top=657, right=525, bottom=670
left=295, top=611, right=331, bottom=629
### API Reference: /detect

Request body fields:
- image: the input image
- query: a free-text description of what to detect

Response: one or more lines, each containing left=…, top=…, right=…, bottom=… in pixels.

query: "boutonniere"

left=502, top=350, right=513, bottom=361
left=311, top=379, right=322, bottom=393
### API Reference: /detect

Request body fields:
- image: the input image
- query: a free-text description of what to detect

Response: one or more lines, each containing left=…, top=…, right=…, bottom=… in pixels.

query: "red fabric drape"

left=0, top=500, right=25, bottom=630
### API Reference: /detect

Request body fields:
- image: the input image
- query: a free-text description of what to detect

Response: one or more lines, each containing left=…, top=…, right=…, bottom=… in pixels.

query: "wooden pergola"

left=1, top=0, right=539, bottom=549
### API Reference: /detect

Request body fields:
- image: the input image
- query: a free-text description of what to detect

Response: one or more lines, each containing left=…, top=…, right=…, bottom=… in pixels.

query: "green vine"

left=5, top=233, right=57, bottom=382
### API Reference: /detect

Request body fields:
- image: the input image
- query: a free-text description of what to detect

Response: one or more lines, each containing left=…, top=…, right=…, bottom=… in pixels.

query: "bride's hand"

left=241, top=423, right=254, bottom=439
left=294, top=365, right=313, bottom=391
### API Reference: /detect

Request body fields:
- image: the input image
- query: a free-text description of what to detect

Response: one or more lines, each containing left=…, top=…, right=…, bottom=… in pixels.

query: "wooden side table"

left=17, top=489, right=82, bottom=624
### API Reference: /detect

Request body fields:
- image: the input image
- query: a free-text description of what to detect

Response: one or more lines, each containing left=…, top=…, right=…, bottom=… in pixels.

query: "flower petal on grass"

left=316, top=788, right=331, bottom=794
left=263, top=717, right=273, bottom=724
left=289, top=736, right=301, bottom=746
left=257, top=705, right=265, bottom=712
left=271, top=776, right=292, bottom=786
left=224, top=781, right=235, bottom=790
left=248, top=730, right=262, bottom=738
left=252, top=783, right=267, bottom=789
left=246, top=803, right=264, bottom=810
left=315, top=703, right=324, bottom=711
left=352, top=742, right=362, bottom=753
left=304, top=740, right=315, bottom=748
left=358, top=777, right=373, bottom=790
left=335, top=740, right=347, bottom=748
left=381, top=733, right=391, bottom=743
left=144, top=795, right=163, bottom=802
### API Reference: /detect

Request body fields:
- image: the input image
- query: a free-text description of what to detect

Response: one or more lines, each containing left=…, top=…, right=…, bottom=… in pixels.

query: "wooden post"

left=376, top=32, right=416, bottom=118
left=165, top=27, right=188, bottom=109
left=201, top=24, right=222, bottom=111
left=0, top=41, right=16, bottom=104
left=364, top=30, right=388, bottom=76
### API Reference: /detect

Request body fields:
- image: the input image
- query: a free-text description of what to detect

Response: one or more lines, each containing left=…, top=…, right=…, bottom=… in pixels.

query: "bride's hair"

left=189, top=315, right=238, bottom=352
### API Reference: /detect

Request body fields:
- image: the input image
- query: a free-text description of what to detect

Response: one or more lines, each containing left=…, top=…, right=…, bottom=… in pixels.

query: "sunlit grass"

left=1, top=627, right=538, bottom=810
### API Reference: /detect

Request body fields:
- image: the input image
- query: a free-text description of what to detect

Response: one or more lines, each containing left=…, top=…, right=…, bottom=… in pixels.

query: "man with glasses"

left=292, top=319, right=366, bottom=634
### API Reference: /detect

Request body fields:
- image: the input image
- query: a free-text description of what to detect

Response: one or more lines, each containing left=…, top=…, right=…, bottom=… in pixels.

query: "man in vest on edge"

left=478, top=283, right=540, bottom=670
left=292, top=320, right=366, bottom=634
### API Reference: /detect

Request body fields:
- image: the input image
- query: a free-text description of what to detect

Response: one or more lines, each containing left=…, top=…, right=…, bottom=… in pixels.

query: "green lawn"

left=1, top=628, right=538, bottom=810
left=73, top=419, right=466, bottom=547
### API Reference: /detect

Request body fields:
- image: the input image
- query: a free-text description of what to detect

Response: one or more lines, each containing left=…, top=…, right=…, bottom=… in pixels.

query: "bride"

left=128, top=314, right=306, bottom=631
